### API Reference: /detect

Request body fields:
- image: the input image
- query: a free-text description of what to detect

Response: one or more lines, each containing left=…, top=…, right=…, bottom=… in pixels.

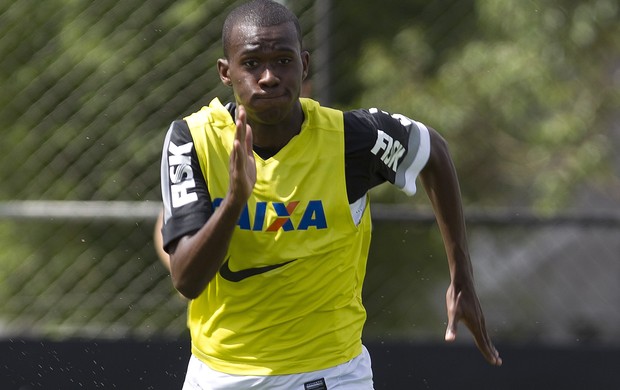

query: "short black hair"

left=222, top=0, right=302, bottom=58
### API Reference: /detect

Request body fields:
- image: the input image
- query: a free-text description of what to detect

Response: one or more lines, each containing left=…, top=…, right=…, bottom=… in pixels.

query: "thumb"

left=445, top=291, right=461, bottom=342
left=445, top=319, right=457, bottom=342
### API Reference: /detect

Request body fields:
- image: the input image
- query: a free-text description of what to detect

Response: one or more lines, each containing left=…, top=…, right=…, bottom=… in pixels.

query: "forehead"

left=227, top=22, right=300, bottom=56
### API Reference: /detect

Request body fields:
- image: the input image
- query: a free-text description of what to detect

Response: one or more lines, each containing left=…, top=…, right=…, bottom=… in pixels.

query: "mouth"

left=251, top=93, right=291, bottom=107
left=254, top=93, right=287, bottom=101
left=246, top=93, right=295, bottom=123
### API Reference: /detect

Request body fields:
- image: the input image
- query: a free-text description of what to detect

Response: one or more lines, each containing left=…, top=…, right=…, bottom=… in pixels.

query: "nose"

left=258, top=66, right=279, bottom=88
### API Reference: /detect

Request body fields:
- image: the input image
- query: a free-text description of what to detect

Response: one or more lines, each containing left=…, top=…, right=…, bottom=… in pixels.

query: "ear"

left=217, top=58, right=232, bottom=86
left=301, top=50, right=310, bottom=80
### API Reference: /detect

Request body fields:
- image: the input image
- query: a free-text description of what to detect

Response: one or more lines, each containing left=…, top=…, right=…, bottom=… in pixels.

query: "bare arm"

left=168, top=106, right=256, bottom=299
left=154, top=210, right=170, bottom=271
left=419, top=127, right=502, bottom=366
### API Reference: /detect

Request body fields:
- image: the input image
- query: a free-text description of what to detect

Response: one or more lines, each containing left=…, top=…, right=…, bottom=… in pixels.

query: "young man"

left=160, top=1, right=501, bottom=388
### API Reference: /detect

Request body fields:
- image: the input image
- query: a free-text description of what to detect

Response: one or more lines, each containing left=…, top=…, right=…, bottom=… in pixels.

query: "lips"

left=251, top=93, right=291, bottom=107
left=254, top=93, right=287, bottom=101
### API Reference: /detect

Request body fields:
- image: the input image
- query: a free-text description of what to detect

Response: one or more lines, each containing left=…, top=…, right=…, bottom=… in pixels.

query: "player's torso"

left=184, top=98, right=372, bottom=375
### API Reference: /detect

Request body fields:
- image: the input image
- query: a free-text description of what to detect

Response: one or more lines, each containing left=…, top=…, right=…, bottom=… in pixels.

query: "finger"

left=230, top=139, right=242, bottom=182
left=244, top=122, right=253, bottom=157
left=461, top=300, right=502, bottom=366
left=232, top=105, right=247, bottom=171
left=471, top=319, right=502, bottom=366
left=476, top=336, right=502, bottom=366
left=445, top=291, right=461, bottom=342
left=235, top=105, right=247, bottom=149
left=487, top=344, right=502, bottom=366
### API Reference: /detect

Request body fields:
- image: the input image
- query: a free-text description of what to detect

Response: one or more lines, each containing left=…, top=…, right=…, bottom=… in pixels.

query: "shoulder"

left=345, top=107, right=423, bottom=132
left=343, top=106, right=431, bottom=196
left=183, top=98, right=236, bottom=131
left=343, top=109, right=379, bottom=152
left=343, top=107, right=426, bottom=153
left=165, top=119, right=192, bottom=146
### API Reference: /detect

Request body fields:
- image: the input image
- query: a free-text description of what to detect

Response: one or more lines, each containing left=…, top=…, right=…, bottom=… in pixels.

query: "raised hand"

left=228, top=105, right=257, bottom=206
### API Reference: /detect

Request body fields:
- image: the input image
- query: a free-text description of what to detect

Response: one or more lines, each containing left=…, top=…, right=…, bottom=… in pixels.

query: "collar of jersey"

left=207, top=97, right=235, bottom=127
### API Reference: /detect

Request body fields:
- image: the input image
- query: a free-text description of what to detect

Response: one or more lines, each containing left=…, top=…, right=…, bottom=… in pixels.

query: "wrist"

left=220, top=192, right=248, bottom=219
left=449, top=264, right=475, bottom=287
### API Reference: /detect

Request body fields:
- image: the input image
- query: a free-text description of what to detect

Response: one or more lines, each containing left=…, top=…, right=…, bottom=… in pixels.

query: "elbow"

left=167, top=239, right=208, bottom=299
left=171, top=274, right=205, bottom=300
left=169, top=256, right=208, bottom=299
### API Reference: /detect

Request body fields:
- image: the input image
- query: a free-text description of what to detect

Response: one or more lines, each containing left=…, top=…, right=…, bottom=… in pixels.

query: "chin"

left=249, top=100, right=296, bottom=124
left=253, top=111, right=289, bottom=126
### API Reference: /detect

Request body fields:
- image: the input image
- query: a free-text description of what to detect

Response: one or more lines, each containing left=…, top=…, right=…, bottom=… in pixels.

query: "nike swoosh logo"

left=219, top=258, right=296, bottom=282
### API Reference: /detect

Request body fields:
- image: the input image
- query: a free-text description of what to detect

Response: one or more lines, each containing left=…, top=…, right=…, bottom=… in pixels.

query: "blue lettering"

left=297, top=200, right=327, bottom=230
left=252, top=202, right=267, bottom=231
left=237, top=205, right=251, bottom=230
left=211, top=198, right=327, bottom=231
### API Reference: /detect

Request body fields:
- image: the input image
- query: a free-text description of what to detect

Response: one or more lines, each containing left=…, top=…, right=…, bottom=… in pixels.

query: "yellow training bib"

left=185, top=98, right=372, bottom=375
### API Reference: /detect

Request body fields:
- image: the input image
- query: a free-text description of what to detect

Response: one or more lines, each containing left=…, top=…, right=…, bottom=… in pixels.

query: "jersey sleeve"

left=160, top=120, right=214, bottom=252
left=344, top=108, right=431, bottom=200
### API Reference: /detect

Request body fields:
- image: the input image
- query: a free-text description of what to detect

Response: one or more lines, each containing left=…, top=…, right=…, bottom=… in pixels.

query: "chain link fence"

left=2, top=203, right=619, bottom=346
left=1, top=0, right=619, bottom=348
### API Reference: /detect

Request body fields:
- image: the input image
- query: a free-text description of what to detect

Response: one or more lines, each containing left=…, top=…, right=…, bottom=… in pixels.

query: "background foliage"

left=1, top=0, right=619, bottom=345
left=351, top=0, right=620, bottom=210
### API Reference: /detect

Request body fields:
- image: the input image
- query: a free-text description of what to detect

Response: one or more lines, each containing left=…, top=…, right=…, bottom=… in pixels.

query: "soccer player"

left=160, top=1, right=502, bottom=388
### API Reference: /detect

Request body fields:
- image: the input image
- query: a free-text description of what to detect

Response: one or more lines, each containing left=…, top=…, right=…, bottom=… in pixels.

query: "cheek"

left=232, top=79, right=254, bottom=101
left=231, top=76, right=247, bottom=89
left=233, top=72, right=255, bottom=87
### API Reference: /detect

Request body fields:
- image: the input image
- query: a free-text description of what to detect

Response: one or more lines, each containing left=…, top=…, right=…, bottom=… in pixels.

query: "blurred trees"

left=1, top=0, right=619, bottom=341
left=332, top=0, right=620, bottom=210
left=0, top=0, right=234, bottom=201
left=1, top=0, right=618, bottom=209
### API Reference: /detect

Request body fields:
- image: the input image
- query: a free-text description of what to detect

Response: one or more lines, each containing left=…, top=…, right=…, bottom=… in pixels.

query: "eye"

left=243, top=59, right=259, bottom=68
left=278, top=58, right=292, bottom=65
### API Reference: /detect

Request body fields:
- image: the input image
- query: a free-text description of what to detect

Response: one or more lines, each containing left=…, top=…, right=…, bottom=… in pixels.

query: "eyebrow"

left=237, top=42, right=298, bottom=55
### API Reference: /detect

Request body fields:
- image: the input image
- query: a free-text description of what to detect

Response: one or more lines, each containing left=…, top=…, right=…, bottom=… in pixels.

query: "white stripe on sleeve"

left=396, top=121, right=430, bottom=196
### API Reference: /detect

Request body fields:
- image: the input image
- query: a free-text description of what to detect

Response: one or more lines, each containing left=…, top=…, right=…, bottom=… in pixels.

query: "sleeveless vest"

left=185, top=97, right=372, bottom=375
